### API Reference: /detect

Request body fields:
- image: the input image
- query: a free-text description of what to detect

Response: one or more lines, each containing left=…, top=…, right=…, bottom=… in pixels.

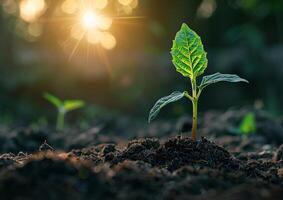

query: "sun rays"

left=3, top=0, right=143, bottom=67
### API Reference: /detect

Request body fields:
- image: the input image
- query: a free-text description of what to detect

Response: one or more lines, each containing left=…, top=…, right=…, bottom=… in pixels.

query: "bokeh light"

left=100, top=32, right=116, bottom=50
left=19, top=0, right=46, bottom=22
left=2, top=0, right=139, bottom=49
left=28, top=22, right=43, bottom=38
left=61, top=0, right=79, bottom=14
left=118, top=0, right=138, bottom=14
left=87, top=29, right=103, bottom=44
left=93, top=0, right=108, bottom=10
left=197, top=0, right=217, bottom=18
left=3, top=0, right=18, bottom=15
left=118, top=0, right=134, bottom=6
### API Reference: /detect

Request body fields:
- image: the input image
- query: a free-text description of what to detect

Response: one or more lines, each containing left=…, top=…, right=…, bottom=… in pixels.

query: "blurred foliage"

left=0, top=0, right=283, bottom=123
left=43, top=92, right=85, bottom=130
left=239, top=112, right=257, bottom=136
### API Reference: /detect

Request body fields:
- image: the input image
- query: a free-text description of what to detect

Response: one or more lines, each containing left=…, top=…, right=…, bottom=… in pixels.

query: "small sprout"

left=239, top=112, right=257, bottom=136
left=43, top=93, right=85, bottom=131
left=148, top=23, right=248, bottom=140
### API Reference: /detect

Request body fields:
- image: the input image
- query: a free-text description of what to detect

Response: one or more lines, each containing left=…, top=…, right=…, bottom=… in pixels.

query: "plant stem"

left=191, top=77, right=198, bottom=140
left=57, top=109, right=65, bottom=131
left=192, top=99, right=198, bottom=140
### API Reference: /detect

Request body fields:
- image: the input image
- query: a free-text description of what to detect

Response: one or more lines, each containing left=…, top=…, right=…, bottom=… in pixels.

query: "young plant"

left=148, top=23, right=248, bottom=140
left=43, top=93, right=85, bottom=131
left=239, top=112, right=257, bottom=137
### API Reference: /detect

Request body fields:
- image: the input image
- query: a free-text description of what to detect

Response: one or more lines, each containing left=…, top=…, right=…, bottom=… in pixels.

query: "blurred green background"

left=0, top=0, right=283, bottom=126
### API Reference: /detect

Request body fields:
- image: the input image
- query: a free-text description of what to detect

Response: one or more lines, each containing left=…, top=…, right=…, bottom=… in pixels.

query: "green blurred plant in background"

left=239, top=112, right=257, bottom=137
left=44, top=93, right=85, bottom=130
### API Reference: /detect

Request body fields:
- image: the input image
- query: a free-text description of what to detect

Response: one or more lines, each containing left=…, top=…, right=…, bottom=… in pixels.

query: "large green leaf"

left=43, top=93, right=62, bottom=108
left=63, top=100, right=85, bottom=112
left=199, top=72, right=249, bottom=90
left=148, top=91, right=185, bottom=123
left=171, top=23, right=208, bottom=79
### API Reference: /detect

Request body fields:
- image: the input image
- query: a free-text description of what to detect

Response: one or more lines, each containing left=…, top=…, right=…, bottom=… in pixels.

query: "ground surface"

left=0, top=108, right=283, bottom=199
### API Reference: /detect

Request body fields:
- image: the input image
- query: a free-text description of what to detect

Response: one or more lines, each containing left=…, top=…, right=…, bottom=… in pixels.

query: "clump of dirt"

left=73, top=137, right=240, bottom=172
left=110, top=160, right=169, bottom=199
left=0, top=152, right=114, bottom=200
left=0, top=152, right=29, bottom=169
left=0, top=128, right=283, bottom=199
left=167, top=183, right=283, bottom=200
left=274, top=144, right=283, bottom=161
left=116, top=138, right=160, bottom=166
left=1, top=107, right=283, bottom=200
left=0, top=153, right=19, bottom=169
left=155, top=137, right=240, bottom=171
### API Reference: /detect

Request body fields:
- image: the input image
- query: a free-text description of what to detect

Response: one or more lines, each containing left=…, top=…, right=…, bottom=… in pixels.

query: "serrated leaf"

left=199, top=72, right=249, bottom=90
left=171, top=23, right=208, bottom=79
left=43, top=93, right=62, bottom=108
left=148, top=91, right=185, bottom=123
left=63, top=100, right=85, bottom=112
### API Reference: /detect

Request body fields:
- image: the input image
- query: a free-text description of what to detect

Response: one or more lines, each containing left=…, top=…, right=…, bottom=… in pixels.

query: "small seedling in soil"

left=148, top=23, right=248, bottom=140
left=43, top=93, right=85, bottom=131
left=239, top=112, right=257, bottom=137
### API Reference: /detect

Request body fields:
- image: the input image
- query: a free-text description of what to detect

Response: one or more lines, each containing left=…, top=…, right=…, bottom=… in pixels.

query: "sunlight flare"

left=81, top=10, right=99, bottom=30
left=81, top=10, right=112, bottom=31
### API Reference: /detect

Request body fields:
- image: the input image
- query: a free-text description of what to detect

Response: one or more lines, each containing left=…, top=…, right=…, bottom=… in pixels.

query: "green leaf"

left=171, top=23, right=208, bottom=79
left=148, top=91, right=185, bottom=123
left=43, top=93, right=62, bottom=108
left=239, top=112, right=256, bottom=136
left=63, top=100, right=85, bottom=112
left=199, top=72, right=249, bottom=90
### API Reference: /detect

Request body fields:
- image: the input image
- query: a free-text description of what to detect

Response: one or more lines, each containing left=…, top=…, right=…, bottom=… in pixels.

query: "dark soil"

left=0, top=108, right=283, bottom=199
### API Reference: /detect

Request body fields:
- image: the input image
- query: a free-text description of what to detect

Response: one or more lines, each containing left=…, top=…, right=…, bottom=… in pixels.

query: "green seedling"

left=43, top=93, right=85, bottom=131
left=148, top=23, right=248, bottom=140
left=239, top=112, right=257, bottom=136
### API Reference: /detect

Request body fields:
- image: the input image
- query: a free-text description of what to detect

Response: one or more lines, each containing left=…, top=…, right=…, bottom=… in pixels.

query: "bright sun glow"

left=81, top=11, right=99, bottom=30
left=63, top=0, right=140, bottom=56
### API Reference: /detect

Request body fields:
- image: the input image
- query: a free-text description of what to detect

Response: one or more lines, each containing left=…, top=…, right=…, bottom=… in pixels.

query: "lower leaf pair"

left=148, top=73, right=248, bottom=124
